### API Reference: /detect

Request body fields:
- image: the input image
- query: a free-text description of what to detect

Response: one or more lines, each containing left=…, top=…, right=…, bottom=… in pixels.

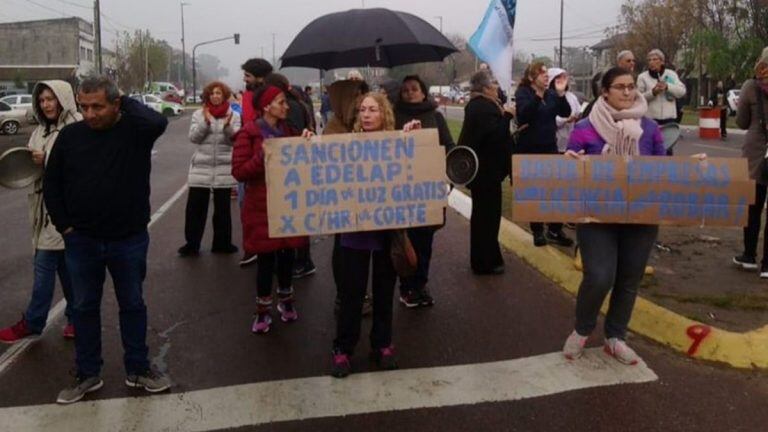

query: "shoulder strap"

left=755, top=79, right=768, bottom=141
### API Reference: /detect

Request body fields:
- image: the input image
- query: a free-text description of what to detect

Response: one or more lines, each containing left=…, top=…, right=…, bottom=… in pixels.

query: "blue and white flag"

left=469, top=0, right=517, bottom=92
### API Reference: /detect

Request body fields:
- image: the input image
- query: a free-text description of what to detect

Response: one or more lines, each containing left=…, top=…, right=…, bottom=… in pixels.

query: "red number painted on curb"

left=686, top=325, right=712, bottom=356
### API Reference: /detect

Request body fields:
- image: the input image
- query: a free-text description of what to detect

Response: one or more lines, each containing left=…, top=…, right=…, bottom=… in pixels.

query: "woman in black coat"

left=514, top=62, right=573, bottom=247
left=458, top=70, right=516, bottom=275
left=394, top=75, right=455, bottom=307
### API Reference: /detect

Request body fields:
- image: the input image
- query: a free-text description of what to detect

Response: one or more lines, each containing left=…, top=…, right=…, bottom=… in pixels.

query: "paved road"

left=0, top=114, right=765, bottom=431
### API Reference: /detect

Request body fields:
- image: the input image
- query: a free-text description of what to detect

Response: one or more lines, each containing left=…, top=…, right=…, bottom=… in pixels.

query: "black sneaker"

left=292, top=261, right=317, bottom=279
left=239, top=253, right=258, bottom=267
left=370, top=345, right=398, bottom=370
left=546, top=230, right=574, bottom=247
left=177, top=244, right=199, bottom=257
left=331, top=349, right=351, bottom=378
left=533, top=233, right=548, bottom=247
left=420, top=289, right=435, bottom=307
left=733, top=254, right=758, bottom=270
left=399, top=290, right=424, bottom=308
left=761, top=263, right=768, bottom=279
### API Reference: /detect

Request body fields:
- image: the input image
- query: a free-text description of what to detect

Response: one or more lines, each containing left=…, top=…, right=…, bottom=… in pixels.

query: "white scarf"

left=588, top=92, right=648, bottom=156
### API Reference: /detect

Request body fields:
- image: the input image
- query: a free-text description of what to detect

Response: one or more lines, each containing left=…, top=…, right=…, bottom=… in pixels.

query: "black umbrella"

left=281, top=8, right=458, bottom=70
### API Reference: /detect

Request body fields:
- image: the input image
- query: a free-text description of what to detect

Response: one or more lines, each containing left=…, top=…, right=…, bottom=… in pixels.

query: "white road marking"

left=691, top=143, right=740, bottom=153
left=0, top=184, right=189, bottom=376
left=0, top=348, right=657, bottom=431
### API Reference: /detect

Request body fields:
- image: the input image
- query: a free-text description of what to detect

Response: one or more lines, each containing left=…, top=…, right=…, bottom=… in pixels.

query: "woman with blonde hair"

left=331, top=92, right=421, bottom=377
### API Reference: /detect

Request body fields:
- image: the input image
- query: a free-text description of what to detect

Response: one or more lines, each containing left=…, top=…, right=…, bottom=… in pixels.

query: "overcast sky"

left=3, top=0, right=622, bottom=87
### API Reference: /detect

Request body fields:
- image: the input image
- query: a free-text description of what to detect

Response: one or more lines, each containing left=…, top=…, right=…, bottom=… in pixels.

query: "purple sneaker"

left=251, top=313, right=272, bottom=334
left=277, top=300, right=298, bottom=323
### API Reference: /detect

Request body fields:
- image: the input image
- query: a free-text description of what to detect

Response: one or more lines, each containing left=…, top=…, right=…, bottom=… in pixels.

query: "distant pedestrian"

left=394, top=75, right=455, bottom=307
left=709, top=80, right=728, bottom=139
left=515, top=62, right=574, bottom=248
left=562, top=67, right=666, bottom=366
left=732, top=47, right=768, bottom=277
left=636, top=49, right=686, bottom=154
left=320, top=87, right=332, bottom=127
left=331, top=92, right=422, bottom=378
left=616, top=50, right=637, bottom=73
left=0, top=80, right=80, bottom=344
left=44, top=75, right=171, bottom=404
left=548, top=68, right=582, bottom=152
left=240, top=58, right=273, bottom=124
left=178, top=81, right=241, bottom=257
left=458, top=70, right=515, bottom=275
left=232, top=85, right=309, bottom=334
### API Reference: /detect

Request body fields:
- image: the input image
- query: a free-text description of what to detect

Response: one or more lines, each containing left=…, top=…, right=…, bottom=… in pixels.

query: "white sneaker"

left=604, top=338, right=640, bottom=365
left=562, top=330, right=588, bottom=360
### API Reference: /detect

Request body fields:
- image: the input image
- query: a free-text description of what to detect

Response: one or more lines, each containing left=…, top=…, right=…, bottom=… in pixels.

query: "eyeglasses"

left=609, top=84, right=637, bottom=93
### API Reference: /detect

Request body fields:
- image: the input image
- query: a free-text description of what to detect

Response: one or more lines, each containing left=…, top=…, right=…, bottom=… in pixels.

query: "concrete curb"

left=448, top=189, right=768, bottom=369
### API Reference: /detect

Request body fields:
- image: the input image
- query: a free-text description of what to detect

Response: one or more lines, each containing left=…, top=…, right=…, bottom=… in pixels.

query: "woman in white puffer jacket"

left=178, top=81, right=241, bottom=256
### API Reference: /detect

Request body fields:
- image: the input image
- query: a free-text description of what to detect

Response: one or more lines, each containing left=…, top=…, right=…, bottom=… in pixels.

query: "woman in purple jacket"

left=562, top=67, right=665, bottom=365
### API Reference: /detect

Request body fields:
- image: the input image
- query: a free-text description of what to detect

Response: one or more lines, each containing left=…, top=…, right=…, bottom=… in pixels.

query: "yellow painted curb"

left=450, top=189, right=768, bottom=369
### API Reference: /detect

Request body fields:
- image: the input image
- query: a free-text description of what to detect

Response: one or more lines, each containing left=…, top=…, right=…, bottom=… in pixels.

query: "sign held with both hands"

left=511, top=155, right=755, bottom=226
left=265, top=129, right=448, bottom=237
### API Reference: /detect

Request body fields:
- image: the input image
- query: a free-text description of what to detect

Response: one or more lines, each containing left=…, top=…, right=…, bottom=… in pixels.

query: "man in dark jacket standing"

left=515, top=62, right=573, bottom=247
left=44, top=75, right=170, bottom=404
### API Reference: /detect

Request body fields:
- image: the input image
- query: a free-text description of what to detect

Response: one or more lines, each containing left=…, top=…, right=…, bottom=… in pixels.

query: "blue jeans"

left=575, top=224, right=658, bottom=340
left=64, top=230, right=150, bottom=378
left=25, top=250, right=74, bottom=334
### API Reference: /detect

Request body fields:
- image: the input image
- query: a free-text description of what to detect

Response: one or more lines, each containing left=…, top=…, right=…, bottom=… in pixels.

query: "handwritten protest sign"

left=512, top=155, right=754, bottom=226
left=264, top=129, right=448, bottom=237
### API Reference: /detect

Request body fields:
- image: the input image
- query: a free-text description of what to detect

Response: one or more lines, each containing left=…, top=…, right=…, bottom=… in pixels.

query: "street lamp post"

left=559, top=0, right=564, bottom=67
left=192, top=34, right=240, bottom=104
left=180, top=1, right=190, bottom=96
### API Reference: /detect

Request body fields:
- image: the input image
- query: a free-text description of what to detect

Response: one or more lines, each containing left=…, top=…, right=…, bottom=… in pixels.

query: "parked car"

left=185, top=91, right=203, bottom=104
left=0, top=94, right=35, bottom=123
left=0, top=101, right=27, bottom=135
left=727, top=89, right=740, bottom=116
left=130, top=94, right=183, bottom=116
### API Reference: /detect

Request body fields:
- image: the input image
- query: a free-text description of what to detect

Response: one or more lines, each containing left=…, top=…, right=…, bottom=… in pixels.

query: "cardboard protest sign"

left=512, top=155, right=754, bottom=226
left=264, top=129, right=448, bottom=237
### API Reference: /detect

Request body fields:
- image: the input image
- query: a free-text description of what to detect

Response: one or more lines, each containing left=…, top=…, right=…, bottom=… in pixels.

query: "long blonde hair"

left=352, top=92, right=395, bottom=132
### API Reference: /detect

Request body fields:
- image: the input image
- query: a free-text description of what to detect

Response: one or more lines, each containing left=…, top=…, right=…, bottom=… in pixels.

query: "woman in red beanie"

left=232, top=85, right=309, bottom=334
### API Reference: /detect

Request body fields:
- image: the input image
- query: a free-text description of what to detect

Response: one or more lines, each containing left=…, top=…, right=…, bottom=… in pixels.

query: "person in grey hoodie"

left=0, top=80, right=81, bottom=343
left=178, top=81, right=241, bottom=256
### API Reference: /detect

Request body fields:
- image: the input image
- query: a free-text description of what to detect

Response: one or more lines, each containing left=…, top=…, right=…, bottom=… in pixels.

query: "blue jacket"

left=514, top=86, right=571, bottom=154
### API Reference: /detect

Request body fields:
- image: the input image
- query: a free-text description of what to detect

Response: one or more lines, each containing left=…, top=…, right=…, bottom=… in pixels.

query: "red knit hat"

left=256, top=85, right=283, bottom=112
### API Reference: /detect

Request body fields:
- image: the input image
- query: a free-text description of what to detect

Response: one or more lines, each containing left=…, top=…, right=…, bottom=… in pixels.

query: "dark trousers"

left=184, top=187, right=232, bottom=250
left=575, top=224, right=658, bottom=340
left=470, top=182, right=504, bottom=272
left=256, top=249, right=294, bottom=298
left=334, top=246, right=396, bottom=354
left=332, top=234, right=343, bottom=290
left=399, top=226, right=435, bottom=294
left=64, top=231, right=150, bottom=378
left=743, top=183, right=768, bottom=263
left=720, top=107, right=728, bottom=137
left=295, top=244, right=314, bottom=268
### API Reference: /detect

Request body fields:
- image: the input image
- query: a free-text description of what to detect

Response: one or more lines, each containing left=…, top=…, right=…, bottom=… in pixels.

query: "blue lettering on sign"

left=305, top=189, right=339, bottom=208
left=372, top=203, right=427, bottom=226
left=358, top=187, right=387, bottom=204
left=539, top=200, right=579, bottom=215
left=280, top=215, right=296, bottom=234
left=586, top=201, right=625, bottom=216
left=591, top=160, right=616, bottom=181
left=284, top=168, right=301, bottom=187
left=391, top=181, right=446, bottom=202
left=518, top=187, right=546, bottom=201
left=519, top=159, right=578, bottom=180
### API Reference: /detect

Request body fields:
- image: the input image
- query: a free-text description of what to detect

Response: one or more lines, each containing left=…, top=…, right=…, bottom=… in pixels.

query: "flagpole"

left=559, top=0, right=564, bottom=67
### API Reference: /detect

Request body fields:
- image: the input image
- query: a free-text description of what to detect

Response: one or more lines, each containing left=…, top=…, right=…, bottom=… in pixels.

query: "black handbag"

left=755, top=80, right=768, bottom=184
